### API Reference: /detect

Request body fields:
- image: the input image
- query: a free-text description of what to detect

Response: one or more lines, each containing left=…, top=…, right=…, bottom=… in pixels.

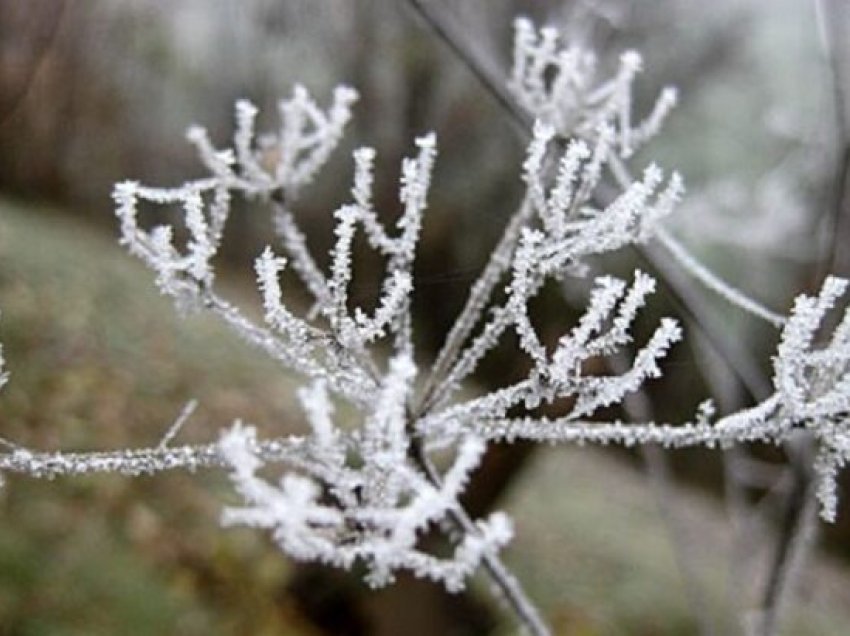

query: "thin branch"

left=815, top=0, right=850, bottom=280
left=404, top=0, right=774, bottom=405
left=271, top=199, right=332, bottom=307
left=654, top=227, right=787, bottom=328
left=157, top=399, right=198, bottom=449
left=604, top=154, right=786, bottom=328
left=406, top=0, right=532, bottom=136
left=415, top=195, right=534, bottom=416
left=0, top=435, right=310, bottom=478
left=634, top=240, right=773, bottom=400
left=755, top=439, right=819, bottom=636
left=412, top=442, right=550, bottom=636
left=615, top=352, right=717, bottom=636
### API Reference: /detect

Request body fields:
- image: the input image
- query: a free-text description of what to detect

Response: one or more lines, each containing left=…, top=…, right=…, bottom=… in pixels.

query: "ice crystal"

left=218, top=355, right=512, bottom=591
left=509, top=17, right=677, bottom=157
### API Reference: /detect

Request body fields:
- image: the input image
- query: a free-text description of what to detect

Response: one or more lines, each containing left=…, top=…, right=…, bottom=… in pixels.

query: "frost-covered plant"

left=1, top=16, right=848, bottom=636
left=509, top=16, right=677, bottom=158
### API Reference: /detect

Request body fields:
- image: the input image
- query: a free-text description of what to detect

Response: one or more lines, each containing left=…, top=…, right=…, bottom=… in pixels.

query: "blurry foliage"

left=0, top=198, right=317, bottom=635
left=500, top=448, right=850, bottom=636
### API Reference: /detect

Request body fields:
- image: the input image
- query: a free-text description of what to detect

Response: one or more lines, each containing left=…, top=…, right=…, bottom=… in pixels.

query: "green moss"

left=0, top=199, right=313, bottom=635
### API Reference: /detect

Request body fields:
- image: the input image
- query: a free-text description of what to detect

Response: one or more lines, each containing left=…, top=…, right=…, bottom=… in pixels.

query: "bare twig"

left=415, top=195, right=534, bottom=416
left=815, top=0, right=850, bottom=280
left=413, top=442, right=551, bottom=636
left=752, top=439, right=818, bottom=636
left=616, top=352, right=717, bottom=636
left=404, top=0, right=774, bottom=406
left=157, top=399, right=198, bottom=449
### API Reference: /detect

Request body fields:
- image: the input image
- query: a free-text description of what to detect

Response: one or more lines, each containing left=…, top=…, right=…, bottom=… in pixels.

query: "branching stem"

left=412, top=442, right=551, bottom=636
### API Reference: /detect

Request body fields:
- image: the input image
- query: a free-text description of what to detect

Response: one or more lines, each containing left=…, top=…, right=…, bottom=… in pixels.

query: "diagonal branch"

left=405, top=0, right=774, bottom=404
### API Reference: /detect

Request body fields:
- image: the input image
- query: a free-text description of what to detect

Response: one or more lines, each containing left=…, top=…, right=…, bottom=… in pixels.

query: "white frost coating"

left=431, top=276, right=850, bottom=523
left=509, top=18, right=785, bottom=334
left=112, top=93, right=434, bottom=404
left=218, top=355, right=511, bottom=591
left=426, top=123, right=684, bottom=411
left=769, top=277, right=850, bottom=521
left=107, top=98, right=505, bottom=591
left=421, top=271, right=681, bottom=433
left=509, top=17, right=677, bottom=157
left=0, top=310, right=6, bottom=392
left=186, top=85, right=358, bottom=198
left=523, top=122, right=684, bottom=275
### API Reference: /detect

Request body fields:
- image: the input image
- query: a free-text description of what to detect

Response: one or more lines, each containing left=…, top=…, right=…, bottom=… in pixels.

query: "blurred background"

left=1, top=0, right=849, bottom=634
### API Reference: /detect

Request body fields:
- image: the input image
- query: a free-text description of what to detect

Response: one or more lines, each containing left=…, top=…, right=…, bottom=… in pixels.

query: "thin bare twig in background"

left=615, top=351, right=717, bottom=636
left=815, top=0, right=850, bottom=281
left=0, top=0, right=66, bottom=128
left=754, top=443, right=818, bottom=636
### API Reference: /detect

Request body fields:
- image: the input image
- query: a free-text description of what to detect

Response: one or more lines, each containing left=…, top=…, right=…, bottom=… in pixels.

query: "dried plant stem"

left=407, top=0, right=532, bottom=135
left=606, top=155, right=786, bottom=329
left=402, top=6, right=794, bottom=635
left=413, top=444, right=550, bottom=636
left=634, top=241, right=773, bottom=400
left=417, top=195, right=534, bottom=415
left=405, top=0, right=777, bottom=408
left=271, top=200, right=332, bottom=306
left=754, top=440, right=818, bottom=636
left=654, top=228, right=787, bottom=327
left=0, top=436, right=308, bottom=478
left=615, top=352, right=716, bottom=636
left=470, top=529, right=551, bottom=636
left=6, top=7, right=845, bottom=636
